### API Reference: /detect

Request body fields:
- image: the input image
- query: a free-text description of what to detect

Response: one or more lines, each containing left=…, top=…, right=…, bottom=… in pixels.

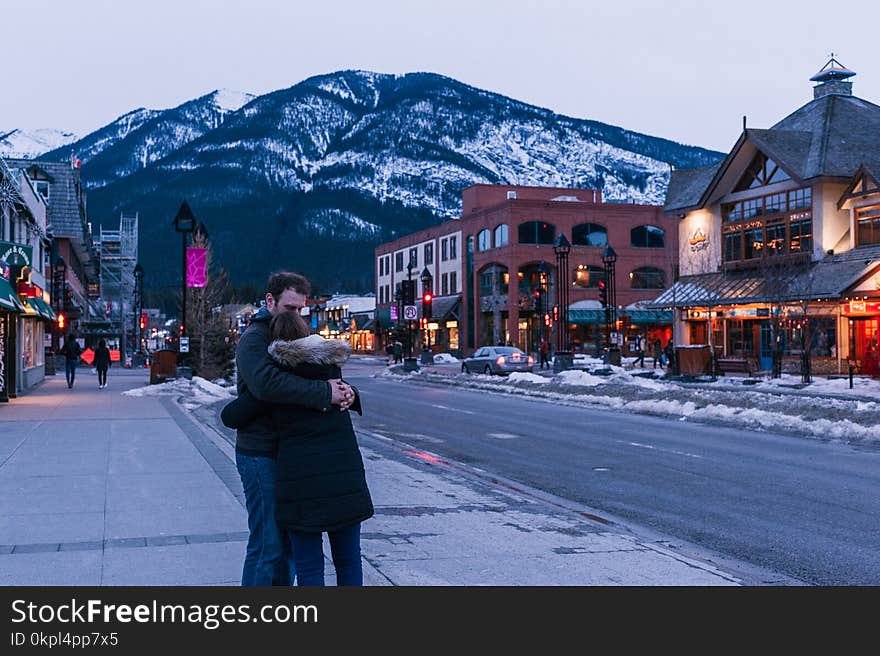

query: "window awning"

left=626, top=309, right=673, bottom=325
left=22, top=297, right=55, bottom=320
left=0, top=277, right=25, bottom=312
left=569, top=308, right=673, bottom=325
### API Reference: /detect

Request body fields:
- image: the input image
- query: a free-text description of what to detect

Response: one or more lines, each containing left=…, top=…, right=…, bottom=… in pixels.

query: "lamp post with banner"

left=552, top=233, right=572, bottom=372
left=173, top=201, right=196, bottom=363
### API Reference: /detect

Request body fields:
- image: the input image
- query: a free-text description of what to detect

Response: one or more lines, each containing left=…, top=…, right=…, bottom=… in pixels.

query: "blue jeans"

left=289, top=523, right=363, bottom=586
left=235, top=452, right=291, bottom=586
left=65, top=359, right=77, bottom=387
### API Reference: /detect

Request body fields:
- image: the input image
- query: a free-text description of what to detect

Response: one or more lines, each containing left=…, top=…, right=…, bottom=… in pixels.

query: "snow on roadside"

left=376, top=366, right=880, bottom=445
left=507, top=372, right=550, bottom=384
left=123, top=376, right=234, bottom=410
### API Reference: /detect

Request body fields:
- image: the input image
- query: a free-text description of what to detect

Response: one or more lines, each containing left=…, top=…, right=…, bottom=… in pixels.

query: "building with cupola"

left=654, top=57, right=880, bottom=376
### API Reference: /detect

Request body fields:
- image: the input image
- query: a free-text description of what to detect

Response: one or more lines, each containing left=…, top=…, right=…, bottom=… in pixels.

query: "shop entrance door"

left=854, top=318, right=879, bottom=376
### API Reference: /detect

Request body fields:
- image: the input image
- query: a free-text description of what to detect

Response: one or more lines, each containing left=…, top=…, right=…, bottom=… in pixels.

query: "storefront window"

left=21, top=319, right=44, bottom=370
left=856, top=205, right=880, bottom=247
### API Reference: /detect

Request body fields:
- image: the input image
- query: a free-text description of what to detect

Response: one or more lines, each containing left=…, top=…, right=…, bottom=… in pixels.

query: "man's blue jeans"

left=65, top=359, right=77, bottom=387
left=289, top=523, right=362, bottom=586
left=235, top=452, right=291, bottom=586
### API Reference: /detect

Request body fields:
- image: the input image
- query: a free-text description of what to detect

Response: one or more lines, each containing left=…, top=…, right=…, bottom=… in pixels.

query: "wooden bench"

left=716, top=357, right=756, bottom=377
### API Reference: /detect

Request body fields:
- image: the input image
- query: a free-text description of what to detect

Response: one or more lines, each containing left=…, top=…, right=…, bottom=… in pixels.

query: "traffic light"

left=598, top=280, right=608, bottom=307
left=139, top=311, right=147, bottom=330
left=422, top=292, right=433, bottom=319
left=57, top=313, right=65, bottom=330
left=544, top=313, right=552, bottom=327
left=552, top=305, right=559, bottom=322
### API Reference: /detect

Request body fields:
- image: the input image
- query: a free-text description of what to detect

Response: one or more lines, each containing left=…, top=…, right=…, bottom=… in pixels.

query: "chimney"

left=810, top=55, right=855, bottom=99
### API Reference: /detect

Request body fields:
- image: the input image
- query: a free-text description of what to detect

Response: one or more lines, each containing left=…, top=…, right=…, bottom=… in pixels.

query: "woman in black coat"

left=222, top=312, right=372, bottom=586
left=94, top=339, right=111, bottom=389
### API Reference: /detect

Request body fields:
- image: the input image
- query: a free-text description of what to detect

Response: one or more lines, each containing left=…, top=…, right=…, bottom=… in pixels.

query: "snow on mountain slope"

left=0, top=128, right=78, bottom=158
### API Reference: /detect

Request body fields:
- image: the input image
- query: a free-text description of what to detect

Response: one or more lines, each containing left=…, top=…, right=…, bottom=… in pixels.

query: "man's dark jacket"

left=234, top=308, right=332, bottom=457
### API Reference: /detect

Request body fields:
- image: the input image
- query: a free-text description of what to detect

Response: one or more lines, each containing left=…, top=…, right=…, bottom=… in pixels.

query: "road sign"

left=179, top=337, right=190, bottom=353
left=403, top=305, right=417, bottom=320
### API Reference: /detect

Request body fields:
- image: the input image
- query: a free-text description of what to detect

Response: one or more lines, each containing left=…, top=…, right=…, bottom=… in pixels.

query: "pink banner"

left=186, top=247, right=207, bottom=288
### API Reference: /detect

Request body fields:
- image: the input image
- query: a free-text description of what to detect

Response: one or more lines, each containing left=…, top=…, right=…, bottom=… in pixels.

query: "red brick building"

left=375, top=184, right=676, bottom=356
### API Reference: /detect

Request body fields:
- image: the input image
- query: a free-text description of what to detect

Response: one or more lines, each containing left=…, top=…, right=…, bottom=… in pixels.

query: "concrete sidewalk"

left=0, top=369, right=769, bottom=585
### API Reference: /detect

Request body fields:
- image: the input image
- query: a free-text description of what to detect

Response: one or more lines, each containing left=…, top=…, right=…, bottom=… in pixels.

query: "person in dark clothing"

left=61, top=334, right=82, bottom=388
left=539, top=339, right=550, bottom=370
left=392, top=340, right=403, bottom=364
left=230, top=271, right=354, bottom=587
left=652, top=338, right=663, bottom=369
left=94, top=339, right=111, bottom=389
left=223, top=311, right=371, bottom=586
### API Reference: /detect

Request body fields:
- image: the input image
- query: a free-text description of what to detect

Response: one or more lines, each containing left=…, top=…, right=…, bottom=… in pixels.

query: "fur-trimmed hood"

left=268, top=334, right=351, bottom=367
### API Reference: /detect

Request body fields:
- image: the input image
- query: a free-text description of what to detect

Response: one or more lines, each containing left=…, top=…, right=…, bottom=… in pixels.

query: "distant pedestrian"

left=94, top=339, right=111, bottom=389
left=61, top=333, right=82, bottom=388
left=384, top=341, right=394, bottom=365
left=539, top=339, right=550, bottom=369
left=633, top=334, right=645, bottom=368
left=652, top=338, right=663, bottom=369
left=393, top=340, right=403, bottom=364
left=663, top=339, right=674, bottom=368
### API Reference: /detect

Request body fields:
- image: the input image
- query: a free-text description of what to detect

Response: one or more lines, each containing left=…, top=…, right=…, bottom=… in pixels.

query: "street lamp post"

left=173, top=201, right=196, bottom=364
left=537, top=260, right=550, bottom=352
left=602, top=244, right=619, bottom=365
left=553, top=233, right=572, bottom=372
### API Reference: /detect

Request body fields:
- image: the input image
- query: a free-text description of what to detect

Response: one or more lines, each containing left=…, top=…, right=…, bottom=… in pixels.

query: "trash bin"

left=150, top=349, right=179, bottom=384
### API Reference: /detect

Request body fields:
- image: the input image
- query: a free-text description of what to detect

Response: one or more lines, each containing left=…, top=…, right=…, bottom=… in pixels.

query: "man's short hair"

left=267, top=271, right=311, bottom=301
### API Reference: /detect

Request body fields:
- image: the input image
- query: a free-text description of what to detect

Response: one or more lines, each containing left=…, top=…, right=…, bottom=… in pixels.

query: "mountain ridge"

left=23, top=70, right=723, bottom=299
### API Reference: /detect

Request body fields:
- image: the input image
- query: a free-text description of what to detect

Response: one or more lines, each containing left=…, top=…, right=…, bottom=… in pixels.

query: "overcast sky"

left=2, top=0, right=877, bottom=152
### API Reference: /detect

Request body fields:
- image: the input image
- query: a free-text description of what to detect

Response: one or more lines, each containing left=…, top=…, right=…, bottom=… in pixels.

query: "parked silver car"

left=461, top=346, right=535, bottom=375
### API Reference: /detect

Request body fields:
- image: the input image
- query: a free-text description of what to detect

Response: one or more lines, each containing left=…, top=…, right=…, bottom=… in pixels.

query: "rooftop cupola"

left=810, top=54, right=855, bottom=99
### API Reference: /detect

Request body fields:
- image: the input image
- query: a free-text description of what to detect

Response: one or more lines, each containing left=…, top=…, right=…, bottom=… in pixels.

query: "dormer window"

left=34, top=181, right=49, bottom=201
left=734, top=152, right=791, bottom=191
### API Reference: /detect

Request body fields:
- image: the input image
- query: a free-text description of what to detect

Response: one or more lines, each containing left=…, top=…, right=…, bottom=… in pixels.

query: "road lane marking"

left=488, top=432, right=520, bottom=439
left=626, top=441, right=703, bottom=459
left=431, top=404, right=476, bottom=415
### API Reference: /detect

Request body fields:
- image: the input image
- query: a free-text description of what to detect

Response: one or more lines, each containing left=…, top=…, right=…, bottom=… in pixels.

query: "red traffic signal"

left=598, top=280, right=608, bottom=307
left=139, top=311, right=147, bottom=330
left=422, top=292, right=433, bottom=319
left=57, top=313, right=65, bottom=330
left=552, top=305, right=559, bottom=322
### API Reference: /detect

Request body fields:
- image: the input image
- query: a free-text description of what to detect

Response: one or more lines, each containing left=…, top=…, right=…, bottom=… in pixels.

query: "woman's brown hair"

left=270, top=311, right=310, bottom=341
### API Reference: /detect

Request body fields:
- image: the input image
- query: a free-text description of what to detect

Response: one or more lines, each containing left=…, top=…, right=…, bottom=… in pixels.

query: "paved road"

left=344, top=359, right=880, bottom=585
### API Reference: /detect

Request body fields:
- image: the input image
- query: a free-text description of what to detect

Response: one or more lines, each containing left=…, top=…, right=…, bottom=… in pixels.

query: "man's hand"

left=329, top=379, right=355, bottom=410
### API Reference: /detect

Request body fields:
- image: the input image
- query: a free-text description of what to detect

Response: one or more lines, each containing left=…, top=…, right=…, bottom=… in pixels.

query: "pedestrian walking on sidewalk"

left=633, top=334, right=645, bottom=368
left=61, top=333, right=82, bottom=388
left=94, top=339, right=111, bottom=389
left=392, top=340, right=403, bottom=364
left=224, top=311, right=371, bottom=586
left=652, top=338, right=663, bottom=369
left=539, top=339, right=550, bottom=370
left=225, top=271, right=354, bottom=587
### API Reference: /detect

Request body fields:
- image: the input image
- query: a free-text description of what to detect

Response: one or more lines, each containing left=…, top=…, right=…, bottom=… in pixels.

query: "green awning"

left=569, top=308, right=673, bottom=325
left=0, top=277, right=25, bottom=312
left=569, top=309, right=606, bottom=325
left=23, top=297, right=55, bottom=320
left=36, top=298, right=56, bottom=320
left=626, top=309, right=673, bottom=325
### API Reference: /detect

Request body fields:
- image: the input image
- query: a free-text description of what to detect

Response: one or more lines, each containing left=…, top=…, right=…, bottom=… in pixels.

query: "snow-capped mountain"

left=0, top=128, right=78, bottom=158
left=37, top=71, right=722, bottom=294
left=41, top=89, right=256, bottom=188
